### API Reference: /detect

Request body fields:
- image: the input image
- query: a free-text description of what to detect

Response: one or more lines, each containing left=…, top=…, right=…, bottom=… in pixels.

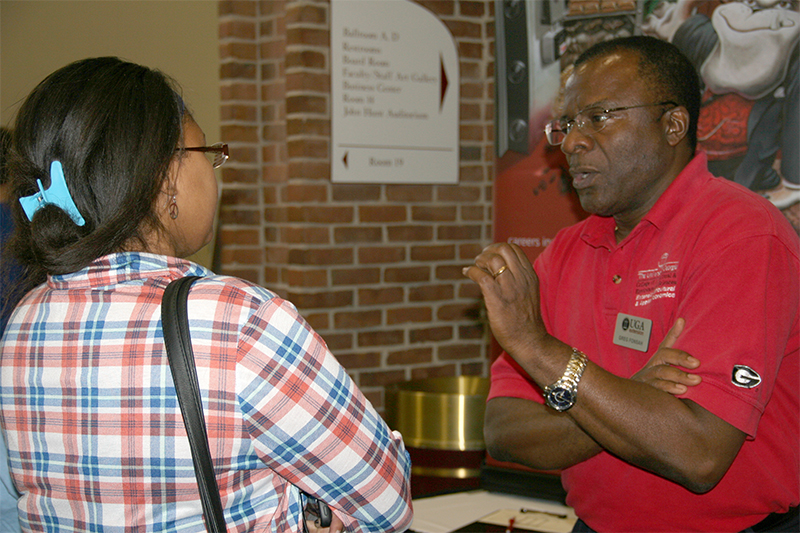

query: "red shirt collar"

left=580, top=152, right=711, bottom=248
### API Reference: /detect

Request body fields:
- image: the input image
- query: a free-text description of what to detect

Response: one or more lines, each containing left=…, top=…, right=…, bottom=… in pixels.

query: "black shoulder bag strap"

left=162, top=276, right=227, bottom=533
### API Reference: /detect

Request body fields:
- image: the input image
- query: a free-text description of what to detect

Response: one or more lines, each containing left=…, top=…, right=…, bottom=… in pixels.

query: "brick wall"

left=218, top=0, right=495, bottom=410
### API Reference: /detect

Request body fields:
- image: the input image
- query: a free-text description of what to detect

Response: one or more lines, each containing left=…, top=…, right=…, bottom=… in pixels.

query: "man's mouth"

left=570, top=167, right=598, bottom=190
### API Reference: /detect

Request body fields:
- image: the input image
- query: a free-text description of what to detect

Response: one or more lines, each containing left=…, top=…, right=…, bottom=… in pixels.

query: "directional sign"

left=331, top=0, right=459, bottom=183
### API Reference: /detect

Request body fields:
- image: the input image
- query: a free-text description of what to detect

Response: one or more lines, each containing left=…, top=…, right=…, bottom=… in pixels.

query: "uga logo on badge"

left=732, top=365, right=762, bottom=389
left=613, top=313, right=652, bottom=352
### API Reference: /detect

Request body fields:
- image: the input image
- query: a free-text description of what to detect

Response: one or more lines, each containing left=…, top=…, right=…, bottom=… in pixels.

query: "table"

left=409, top=490, right=576, bottom=533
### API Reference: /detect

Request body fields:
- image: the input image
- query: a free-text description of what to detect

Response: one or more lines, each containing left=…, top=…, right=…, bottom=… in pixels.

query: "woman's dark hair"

left=5, top=57, right=186, bottom=305
left=0, top=128, right=11, bottom=186
left=575, top=35, right=702, bottom=153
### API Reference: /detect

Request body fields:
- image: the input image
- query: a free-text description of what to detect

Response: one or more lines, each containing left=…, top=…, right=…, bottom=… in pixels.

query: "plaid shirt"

left=0, top=253, right=412, bottom=532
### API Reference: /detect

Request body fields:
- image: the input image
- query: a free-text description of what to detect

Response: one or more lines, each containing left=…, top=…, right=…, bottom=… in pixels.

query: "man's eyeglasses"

left=545, top=101, right=677, bottom=146
left=176, top=142, right=229, bottom=169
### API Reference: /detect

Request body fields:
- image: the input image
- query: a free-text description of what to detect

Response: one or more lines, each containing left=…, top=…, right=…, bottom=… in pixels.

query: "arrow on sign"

left=440, top=53, right=449, bottom=112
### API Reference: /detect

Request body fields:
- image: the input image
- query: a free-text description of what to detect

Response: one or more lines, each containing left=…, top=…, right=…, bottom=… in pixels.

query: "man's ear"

left=664, top=106, right=690, bottom=147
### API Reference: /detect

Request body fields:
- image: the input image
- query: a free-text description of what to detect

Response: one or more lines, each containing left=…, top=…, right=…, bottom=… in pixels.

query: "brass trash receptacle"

left=385, top=376, right=490, bottom=497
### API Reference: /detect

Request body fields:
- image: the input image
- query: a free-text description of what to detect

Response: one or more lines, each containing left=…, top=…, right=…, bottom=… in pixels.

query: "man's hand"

left=462, top=242, right=550, bottom=357
left=631, top=318, right=701, bottom=395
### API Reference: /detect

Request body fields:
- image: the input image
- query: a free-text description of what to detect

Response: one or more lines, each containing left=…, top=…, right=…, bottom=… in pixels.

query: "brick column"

left=219, top=0, right=495, bottom=410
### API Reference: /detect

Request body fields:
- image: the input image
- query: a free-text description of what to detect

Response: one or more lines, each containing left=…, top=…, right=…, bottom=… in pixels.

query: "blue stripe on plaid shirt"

left=0, top=252, right=412, bottom=532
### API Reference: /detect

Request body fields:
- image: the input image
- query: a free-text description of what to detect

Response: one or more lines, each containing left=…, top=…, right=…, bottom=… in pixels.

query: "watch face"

left=547, top=386, right=575, bottom=412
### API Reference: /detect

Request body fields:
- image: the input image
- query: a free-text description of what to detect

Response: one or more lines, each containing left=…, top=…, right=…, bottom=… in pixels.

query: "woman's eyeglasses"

left=177, top=142, right=229, bottom=169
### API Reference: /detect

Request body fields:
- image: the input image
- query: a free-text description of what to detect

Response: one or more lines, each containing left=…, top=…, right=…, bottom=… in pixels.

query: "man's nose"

left=560, top=123, right=594, bottom=154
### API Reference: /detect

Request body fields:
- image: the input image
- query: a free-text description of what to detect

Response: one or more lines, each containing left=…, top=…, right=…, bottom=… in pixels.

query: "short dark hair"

left=575, top=35, right=701, bottom=152
left=6, top=57, right=186, bottom=297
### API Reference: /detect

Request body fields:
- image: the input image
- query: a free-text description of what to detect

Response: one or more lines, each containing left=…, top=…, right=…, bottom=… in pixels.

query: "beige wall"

left=0, top=0, right=220, bottom=266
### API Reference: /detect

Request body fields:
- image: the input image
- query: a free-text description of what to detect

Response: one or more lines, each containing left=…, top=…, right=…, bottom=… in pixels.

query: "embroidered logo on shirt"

left=635, top=253, right=679, bottom=307
left=732, top=365, right=762, bottom=388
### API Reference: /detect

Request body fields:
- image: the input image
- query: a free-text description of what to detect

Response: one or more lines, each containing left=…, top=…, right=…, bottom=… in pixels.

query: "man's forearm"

left=484, top=397, right=602, bottom=470
left=489, top=345, right=745, bottom=493
left=563, top=362, right=745, bottom=493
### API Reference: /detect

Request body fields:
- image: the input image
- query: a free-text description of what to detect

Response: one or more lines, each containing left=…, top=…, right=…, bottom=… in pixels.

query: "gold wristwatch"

left=544, top=348, right=588, bottom=412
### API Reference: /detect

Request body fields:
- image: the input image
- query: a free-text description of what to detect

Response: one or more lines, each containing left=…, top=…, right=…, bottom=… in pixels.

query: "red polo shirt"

left=489, top=153, right=799, bottom=532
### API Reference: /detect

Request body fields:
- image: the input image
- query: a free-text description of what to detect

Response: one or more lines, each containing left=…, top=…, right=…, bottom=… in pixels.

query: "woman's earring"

left=169, top=195, right=179, bottom=219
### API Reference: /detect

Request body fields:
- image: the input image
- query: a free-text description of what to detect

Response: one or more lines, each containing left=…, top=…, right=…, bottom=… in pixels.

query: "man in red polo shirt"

left=465, top=36, right=798, bottom=532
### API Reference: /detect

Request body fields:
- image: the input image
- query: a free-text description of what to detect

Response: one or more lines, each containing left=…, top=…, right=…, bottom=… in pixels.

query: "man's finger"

left=660, top=317, right=685, bottom=349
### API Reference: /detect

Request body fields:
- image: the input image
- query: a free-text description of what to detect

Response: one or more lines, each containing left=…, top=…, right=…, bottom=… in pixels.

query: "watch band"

left=544, top=348, right=588, bottom=412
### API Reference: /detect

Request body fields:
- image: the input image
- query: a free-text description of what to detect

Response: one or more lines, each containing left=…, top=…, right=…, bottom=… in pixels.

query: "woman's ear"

left=664, top=106, right=690, bottom=147
left=161, top=154, right=182, bottom=199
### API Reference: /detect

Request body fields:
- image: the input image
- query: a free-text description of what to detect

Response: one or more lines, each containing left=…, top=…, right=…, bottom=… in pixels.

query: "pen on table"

left=520, top=508, right=569, bottom=519
left=505, top=517, right=515, bottom=533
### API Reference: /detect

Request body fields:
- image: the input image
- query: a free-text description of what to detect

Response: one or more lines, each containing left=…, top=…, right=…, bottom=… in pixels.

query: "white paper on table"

left=409, top=490, right=576, bottom=533
left=478, top=508, right=576, bottom=533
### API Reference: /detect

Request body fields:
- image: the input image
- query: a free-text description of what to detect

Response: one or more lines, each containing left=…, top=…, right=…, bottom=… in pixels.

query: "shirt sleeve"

left=487, top=352, right=545, bottom=404
left=235, top=297, right=413, bottom=533
left=675, top=234, right=799, bottom=438
left=0, top=429, right=22, bottom=533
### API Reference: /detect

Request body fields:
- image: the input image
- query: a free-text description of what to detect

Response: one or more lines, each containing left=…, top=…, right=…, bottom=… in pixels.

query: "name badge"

left=613, top=313, right=653, bottom=352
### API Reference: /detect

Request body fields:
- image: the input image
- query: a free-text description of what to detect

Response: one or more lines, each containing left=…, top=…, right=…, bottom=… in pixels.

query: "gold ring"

left=493, top=265, right=508, bottom=278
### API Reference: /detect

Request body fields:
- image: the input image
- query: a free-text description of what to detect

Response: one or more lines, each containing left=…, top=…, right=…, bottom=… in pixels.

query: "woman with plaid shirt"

left=0, top=57, right=412, bottom=533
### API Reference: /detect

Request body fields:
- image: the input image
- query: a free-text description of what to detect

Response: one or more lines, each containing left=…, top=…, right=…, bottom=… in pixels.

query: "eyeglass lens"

left=206, top=152, right=224, bottom=168
left=545, top=122, right=566, bottom=146
left=546, top=111, right=603, bottom=146
left=209, top=143, right=228, bottom=169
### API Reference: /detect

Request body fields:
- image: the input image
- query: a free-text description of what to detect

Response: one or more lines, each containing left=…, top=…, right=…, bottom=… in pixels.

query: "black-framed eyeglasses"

left=545, top=101, right=677, bottom=146
left=176, top=142, right=229, bottom=169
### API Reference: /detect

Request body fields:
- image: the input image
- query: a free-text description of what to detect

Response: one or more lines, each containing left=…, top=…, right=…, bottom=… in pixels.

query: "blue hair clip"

left=19, top=160, right=86, bottom=226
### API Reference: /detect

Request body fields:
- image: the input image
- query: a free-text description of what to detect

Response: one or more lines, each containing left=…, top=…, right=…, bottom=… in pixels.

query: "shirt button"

left=612, top=275, right=622, bottom=284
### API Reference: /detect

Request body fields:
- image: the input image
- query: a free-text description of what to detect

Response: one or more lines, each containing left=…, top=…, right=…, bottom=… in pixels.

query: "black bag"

left=162, top=276, right=332, bottom=532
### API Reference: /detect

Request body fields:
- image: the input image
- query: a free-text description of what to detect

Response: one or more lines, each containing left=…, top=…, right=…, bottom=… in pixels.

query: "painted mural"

left=645, top=0, right=798, bottom=226
left=494, top=0, right=800, bottom=271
